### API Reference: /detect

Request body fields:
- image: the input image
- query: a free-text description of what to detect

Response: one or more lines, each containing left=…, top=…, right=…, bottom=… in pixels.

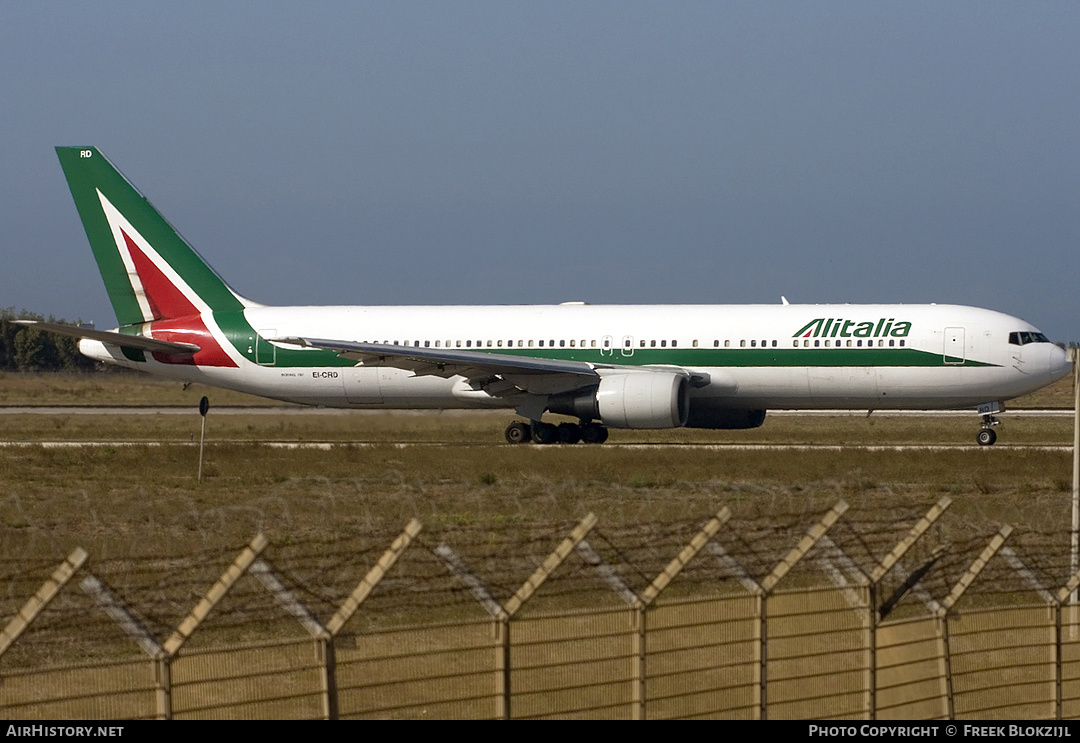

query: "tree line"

left=0, top=309, right=101, bottom=372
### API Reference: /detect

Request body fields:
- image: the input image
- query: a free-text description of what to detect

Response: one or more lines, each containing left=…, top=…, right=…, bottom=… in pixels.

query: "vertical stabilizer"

left=55, top=147, right=253, bottom=327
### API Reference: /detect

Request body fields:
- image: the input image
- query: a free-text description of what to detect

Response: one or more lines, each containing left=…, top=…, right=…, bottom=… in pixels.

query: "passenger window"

left=661, top=340, right=667, bottom=347
left=740, top=340, right=746, bottom=348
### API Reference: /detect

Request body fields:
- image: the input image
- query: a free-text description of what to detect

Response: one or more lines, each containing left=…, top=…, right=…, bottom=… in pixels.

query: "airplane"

left=20, top=146, right=1071, bottom=446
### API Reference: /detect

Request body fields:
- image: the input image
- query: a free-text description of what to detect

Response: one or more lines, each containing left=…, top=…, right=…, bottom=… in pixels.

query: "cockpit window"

left=1009, top=331, right=1050, bottom=346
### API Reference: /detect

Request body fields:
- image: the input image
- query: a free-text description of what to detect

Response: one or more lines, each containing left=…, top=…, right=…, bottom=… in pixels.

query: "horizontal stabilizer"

left=12, top=320, right=200, bottom=355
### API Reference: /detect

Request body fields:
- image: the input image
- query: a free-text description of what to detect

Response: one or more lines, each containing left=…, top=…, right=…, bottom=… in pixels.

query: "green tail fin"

left=56, top=147, right=249, bottom=326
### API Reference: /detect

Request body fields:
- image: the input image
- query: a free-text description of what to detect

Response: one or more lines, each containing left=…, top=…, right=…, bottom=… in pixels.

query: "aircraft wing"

left=278, top=337, right=600, bottom=382
left=11, top=320, right=200, bottom=355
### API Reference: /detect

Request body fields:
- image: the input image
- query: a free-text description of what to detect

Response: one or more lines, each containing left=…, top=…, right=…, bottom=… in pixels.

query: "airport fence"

left=3, top=497, right=1080, bottom=719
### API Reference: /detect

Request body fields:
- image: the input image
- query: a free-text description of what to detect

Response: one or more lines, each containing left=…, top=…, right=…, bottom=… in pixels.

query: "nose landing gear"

left=976, top=410, right=1000, bottom=446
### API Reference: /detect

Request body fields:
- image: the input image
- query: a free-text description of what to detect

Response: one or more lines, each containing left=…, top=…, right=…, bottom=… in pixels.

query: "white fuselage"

left=81, top=303, right=1071, bottom=414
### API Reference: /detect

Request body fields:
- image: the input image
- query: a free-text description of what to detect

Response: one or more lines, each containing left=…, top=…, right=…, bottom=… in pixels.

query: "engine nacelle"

left=685, top=404, right=767, bottom=430
left=548, top=372, right=690, bottom=429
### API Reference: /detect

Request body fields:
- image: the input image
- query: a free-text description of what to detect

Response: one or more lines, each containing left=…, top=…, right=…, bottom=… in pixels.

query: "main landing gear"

left=504, top=420, right=609, bottom=445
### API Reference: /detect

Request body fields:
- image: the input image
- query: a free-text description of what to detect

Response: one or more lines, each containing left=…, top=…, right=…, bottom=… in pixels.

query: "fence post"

left=79, top=573, right=168, bottom=719
left=433, top=542, right=507, bottom=718
left=756, top=500, right=848, bottom=720
left=575, top=538, right=643, bottom=718
left=163, top=533, right=269, bottom=658
left=706, top=539, right=764, bottom=718
left=870, top=496, right=952, bottom=718
left=249, top=558, right=334, bottom=719
left=0, top=548, right=88, bottom=660
left=325, top=519, right=422, bottom=719
left=630, top=507, right=731, bottom=720
left=436, top=515, right=597, bottom=719
left=935, top=525, right=1013, bottom=719
left=155, top=655, right=172, bottom=720
left=1052, top=568, right=1080, bottom=718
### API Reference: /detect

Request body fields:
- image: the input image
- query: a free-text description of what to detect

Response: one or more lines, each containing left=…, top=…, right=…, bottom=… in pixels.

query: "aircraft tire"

left=532, top=422, right=557, bottom=445
left=557, top=422, right=582, bottom=444
left=581, top=423, right=608, bottom=444
left=976, top=428, right=997, bottom=446
left=505, top=421, right=531, bottom=445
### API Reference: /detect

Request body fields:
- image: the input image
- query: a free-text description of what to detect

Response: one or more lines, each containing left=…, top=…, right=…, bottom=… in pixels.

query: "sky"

left=2, top=2, right=1079, bottom=340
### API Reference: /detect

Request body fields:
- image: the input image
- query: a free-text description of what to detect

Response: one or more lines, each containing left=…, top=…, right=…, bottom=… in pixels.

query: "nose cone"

left=1047, top=344, right=1071, bottom=384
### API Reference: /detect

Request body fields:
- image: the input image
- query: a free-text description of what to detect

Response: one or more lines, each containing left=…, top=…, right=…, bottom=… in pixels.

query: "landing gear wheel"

left=532, top=422, right=557, bottom=445
left=580, top=423, right=609, bottom=444
left=556, top=422, right=582, bottom=444
left=976, top=428, right=997, bottom=446
left=505, top=421, right=531, bottom=445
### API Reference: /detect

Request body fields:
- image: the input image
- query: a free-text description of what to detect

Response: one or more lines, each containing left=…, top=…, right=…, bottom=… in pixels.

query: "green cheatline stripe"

left=56, top=147, right=245, bottom=326
left=489, top=347, right=995, bottom=368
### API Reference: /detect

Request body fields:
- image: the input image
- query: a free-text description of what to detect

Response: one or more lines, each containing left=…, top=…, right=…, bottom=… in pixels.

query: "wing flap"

left=277, top=337, right=600, bottom=381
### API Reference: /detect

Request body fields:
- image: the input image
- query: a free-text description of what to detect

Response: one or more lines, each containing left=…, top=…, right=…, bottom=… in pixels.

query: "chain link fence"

left=4, top=497, right=1080, bottom=719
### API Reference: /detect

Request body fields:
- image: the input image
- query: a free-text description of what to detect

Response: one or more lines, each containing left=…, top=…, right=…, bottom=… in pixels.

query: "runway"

left=0, top=406, right=1072, bottom=417
left=0, top=440, right=1068, bottom=452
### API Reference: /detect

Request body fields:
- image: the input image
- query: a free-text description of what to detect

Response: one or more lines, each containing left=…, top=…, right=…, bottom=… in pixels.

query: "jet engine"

left=548, top=372, right=690, bottom=429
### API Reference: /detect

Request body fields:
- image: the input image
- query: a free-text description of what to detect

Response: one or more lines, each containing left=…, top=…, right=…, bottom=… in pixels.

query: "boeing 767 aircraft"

left=22, top=147, right=1071, bottom=446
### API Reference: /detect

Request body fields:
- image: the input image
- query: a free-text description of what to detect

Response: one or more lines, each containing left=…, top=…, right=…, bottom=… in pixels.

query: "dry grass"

left=1, top=372, right=1076, bottom=718
left=0, top=370, right=1074, bottom=562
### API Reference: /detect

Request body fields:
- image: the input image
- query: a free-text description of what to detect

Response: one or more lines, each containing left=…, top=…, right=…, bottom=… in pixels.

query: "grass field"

left=1, top=369, right=1074, bottom=407
left=0, top=370, right=1075, bottom=566
left=1, top=372, right=1076, bottom=718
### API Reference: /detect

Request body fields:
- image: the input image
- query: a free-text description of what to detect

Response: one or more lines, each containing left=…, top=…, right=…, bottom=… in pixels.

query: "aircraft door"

left=944, top=327, right=965, bottom=365
left=621, top=336, right=635, bottom=357
left=601, top=335, right=614, bottom=357
left=256, top=329, right=276, bottom=366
